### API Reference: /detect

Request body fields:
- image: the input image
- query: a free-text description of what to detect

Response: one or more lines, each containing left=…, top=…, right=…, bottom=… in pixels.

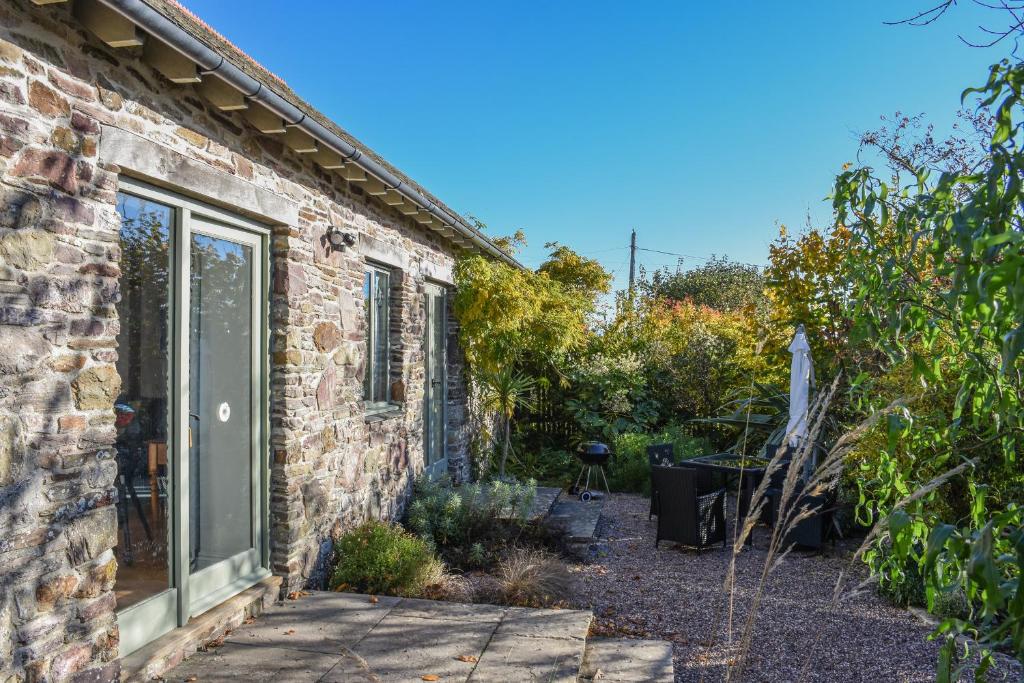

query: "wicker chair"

left=647, top=443, right=674, bottom=519
left=767, top=484, right=837, bottom=551
left=739, top=444, right=787, bottom=526
left=651, top=465, right=727, bottom=551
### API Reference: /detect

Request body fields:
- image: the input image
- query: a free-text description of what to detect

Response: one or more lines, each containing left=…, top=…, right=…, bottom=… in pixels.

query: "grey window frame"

left=363, top=263, right=394, bottom=412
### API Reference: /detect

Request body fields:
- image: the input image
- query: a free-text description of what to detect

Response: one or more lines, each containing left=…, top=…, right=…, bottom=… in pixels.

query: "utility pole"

left=628, top=228, right=637, bottom=294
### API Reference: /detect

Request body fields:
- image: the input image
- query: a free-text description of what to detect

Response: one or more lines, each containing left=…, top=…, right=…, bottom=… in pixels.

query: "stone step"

left=469, top=606, right=592, bottom=682
left=546, top=490, right=607, bottom=560
left=578, top=638, right=675, bottom=682
left=547, top=490, right=604, bottom=542
left=528, top=485, right=563, bottom=521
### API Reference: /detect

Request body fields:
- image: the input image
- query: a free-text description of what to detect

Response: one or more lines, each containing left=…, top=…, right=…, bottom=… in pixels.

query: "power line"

left=607, top=251, right=632, bottom=279
left=636, top=246, right=761, bottom=269
left=578, top=246, right=630, bottom=255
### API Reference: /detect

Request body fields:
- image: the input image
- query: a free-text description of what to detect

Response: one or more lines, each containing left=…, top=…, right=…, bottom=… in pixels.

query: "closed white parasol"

left=786, top=325, right=814, bottom=458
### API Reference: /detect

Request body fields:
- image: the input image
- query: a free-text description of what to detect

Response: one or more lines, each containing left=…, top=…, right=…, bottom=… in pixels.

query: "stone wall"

left=0, top=1, right=471, bottom=679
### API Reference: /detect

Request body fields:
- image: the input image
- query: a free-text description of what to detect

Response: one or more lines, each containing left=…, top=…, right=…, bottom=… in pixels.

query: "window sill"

left=364, top=403, right=403, bottom=423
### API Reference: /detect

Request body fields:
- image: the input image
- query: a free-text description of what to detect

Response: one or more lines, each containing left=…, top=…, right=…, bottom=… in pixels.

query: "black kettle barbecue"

left=570, top=442, right=611, bottom=501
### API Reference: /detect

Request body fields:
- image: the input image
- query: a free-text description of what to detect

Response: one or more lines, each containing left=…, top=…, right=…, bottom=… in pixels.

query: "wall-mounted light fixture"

left=326, top=226, right=356, bottom=251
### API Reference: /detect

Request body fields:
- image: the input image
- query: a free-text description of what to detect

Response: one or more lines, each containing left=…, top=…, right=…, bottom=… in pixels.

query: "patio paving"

left=547, top=489, right=607, bottom=559
left=161, top=591, right=594, bottom=683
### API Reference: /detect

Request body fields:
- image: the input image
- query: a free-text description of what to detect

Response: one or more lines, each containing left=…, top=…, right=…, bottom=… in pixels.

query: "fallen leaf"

left=284, top=629, right=295, bottom=635
left=287, top=592, right=301, bottom=600
left=332, top=583, right=350, bottom=593
left=421, top=676, right=440, bottom=681
left=185, top=677, right=198, bottom=682
left=455, top=655, right=478, bottom=663
left=368, top=595, right=379, bottom=604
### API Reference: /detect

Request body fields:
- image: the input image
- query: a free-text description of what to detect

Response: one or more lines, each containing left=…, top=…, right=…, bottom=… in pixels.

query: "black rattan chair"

left=651, top=465, right=727, bottom=551
left=647, top=443, right=674, bottom=519
left=739, top=444, right=787, bottom=526
left=767, top=484, right=837, bottom=551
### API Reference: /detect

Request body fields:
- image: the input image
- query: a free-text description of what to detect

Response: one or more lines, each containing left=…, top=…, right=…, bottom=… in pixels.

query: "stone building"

left=0, top=0, right=517, bottom=679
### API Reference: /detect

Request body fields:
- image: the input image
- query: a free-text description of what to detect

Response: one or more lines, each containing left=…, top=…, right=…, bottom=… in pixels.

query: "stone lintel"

left=98, top=125, right=298, bottom=226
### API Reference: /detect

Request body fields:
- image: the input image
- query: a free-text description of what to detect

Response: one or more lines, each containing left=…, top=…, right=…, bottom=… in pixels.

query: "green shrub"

left=877, top=553, right=927, bottom=609
left=875, top=545, right=970, bottom=620
left=406, top=476, right=538, bottom=570
left=607, top=425, right=710, bottom=493
left=330, top=520, right=442, bottom=597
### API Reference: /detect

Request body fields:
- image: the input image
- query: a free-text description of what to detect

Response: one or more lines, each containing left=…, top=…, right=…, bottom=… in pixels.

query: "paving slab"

left=158, top=591, right=598, bottom=683
left=468, top=632, right=583, bottom=682
left=163, top=643, right=338, bottom=682
left=528, top=486, right=562, bottom=521
left=316, top=648, right=381, bottom=683
left=354, top=612, right=498, bottom=681
left=389, top=596, right=506, bottom=623
left=497, top=606, right=592, bottom=640
left=224, top=591, right=399, bottom=654
left=579, top=638, right=675, bottom=682
left=548, top=491, right=603, bottom=542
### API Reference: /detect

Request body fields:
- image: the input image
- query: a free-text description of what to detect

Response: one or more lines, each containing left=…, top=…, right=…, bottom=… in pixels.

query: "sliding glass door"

left=114, top=179, right=269, bottom=655
left=185, top=221, right=264, bottom=616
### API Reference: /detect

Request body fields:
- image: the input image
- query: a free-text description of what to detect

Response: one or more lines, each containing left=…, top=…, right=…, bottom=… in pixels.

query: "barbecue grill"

left=571, top=442, right=611, bottom=501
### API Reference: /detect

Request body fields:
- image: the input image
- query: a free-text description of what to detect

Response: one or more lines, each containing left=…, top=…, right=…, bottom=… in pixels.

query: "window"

left=364, top=265, right=392, bottom=408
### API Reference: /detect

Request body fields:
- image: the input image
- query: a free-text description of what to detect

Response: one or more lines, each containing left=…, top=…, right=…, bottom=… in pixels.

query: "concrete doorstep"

left=159, top=591, right=594, bottom=683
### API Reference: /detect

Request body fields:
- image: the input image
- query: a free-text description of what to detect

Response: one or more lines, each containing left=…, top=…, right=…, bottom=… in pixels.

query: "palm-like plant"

left=478, top=367, right=536, bottom=478
left=694, top=382, right=791, bottom=454
left=694, top=381, right=839, bottom=456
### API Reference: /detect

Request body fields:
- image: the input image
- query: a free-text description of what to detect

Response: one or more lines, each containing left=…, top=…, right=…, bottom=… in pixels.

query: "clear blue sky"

left=182, top=0, right=1005, bottom=290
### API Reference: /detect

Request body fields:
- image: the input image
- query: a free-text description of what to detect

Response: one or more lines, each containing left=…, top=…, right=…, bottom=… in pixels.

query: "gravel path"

left=567, top=493, right=1021, bottom=682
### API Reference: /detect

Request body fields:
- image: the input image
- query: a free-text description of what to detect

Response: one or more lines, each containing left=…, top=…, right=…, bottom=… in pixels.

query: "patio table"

left=680, top=453, right=770, bottom=545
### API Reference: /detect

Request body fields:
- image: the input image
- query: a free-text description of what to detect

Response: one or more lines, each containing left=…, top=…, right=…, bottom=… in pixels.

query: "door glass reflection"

left=188, top=232, right=253, bottom=572
left=114, top=193, right=172, bottom=611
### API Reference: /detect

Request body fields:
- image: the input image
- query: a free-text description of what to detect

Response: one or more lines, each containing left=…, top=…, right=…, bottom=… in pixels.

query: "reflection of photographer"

left=115, top=400, right=139, bottom=442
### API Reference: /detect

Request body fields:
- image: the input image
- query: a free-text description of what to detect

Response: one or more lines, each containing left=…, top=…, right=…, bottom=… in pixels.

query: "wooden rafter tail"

left=282, top=127, right=317, bottom=153
left=144, top=39, right=200, bottom=84
left=75, top=0, right=143, bottom=47
left=197, top=74, right=248, bottom=111
left=338, top=164, right=367, bottom=182
left=243, top=103, right=287, bottom=134
left=355, top=176, right=388, bottom=196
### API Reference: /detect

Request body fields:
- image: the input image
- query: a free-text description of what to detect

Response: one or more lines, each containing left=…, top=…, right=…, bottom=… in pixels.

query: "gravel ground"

left=568, top=493, right=1021, bottom=682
